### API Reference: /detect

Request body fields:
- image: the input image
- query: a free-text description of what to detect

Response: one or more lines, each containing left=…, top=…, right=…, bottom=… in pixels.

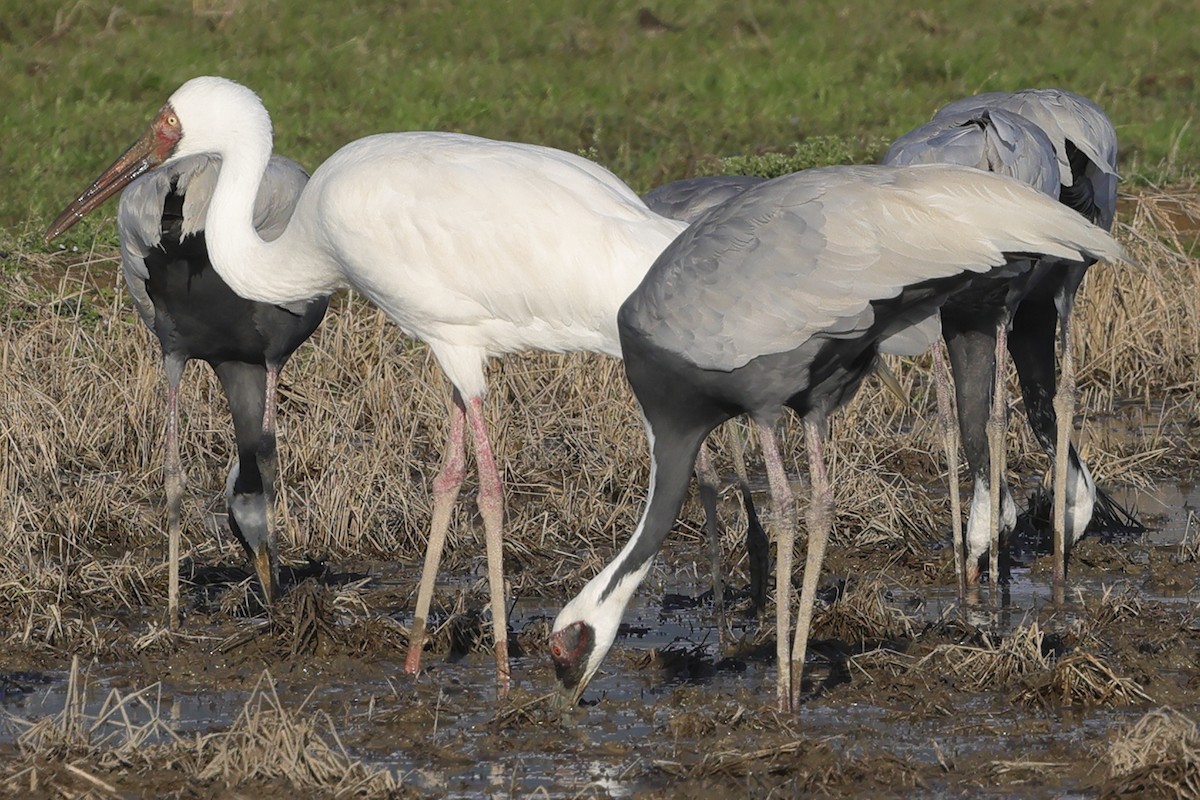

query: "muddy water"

left=2, top=484, right=1199, bottom=797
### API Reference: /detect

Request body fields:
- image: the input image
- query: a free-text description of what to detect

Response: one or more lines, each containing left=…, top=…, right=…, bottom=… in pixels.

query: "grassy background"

left=3, top=0, right=1198, bottom=243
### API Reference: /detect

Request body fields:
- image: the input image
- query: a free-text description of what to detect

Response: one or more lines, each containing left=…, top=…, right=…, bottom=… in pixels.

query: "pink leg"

left=464, top=396, right=511, bottom=697
left=756, top=420, right=796, bottom=712
left=694, top=444, right=727, bottom=648
left=405, top=391, right=468, bottom=675
left=790, top=418, right=832, bottom=712
left=164, top=364, right=185, bottom=630
left=987, top=323, right=1008, bottom=605
left=931, top=343, right=967, bottom=602
left=260, top=364, right=279, bottom=502
left=257, top=364, right=280, bottom=603
left=1052, top=313, right=1075, bottom=608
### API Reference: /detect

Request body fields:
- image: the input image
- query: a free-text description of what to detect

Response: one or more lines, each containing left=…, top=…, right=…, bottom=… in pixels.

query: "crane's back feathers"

left=642, top=175, right=767, bottom=224
left=884, top=108, right=1061, bottom=197
left=620, top=164, right=1123, bottom=374
left=933, top=88, right=1118, bottom=229
left=295, top=132, right=686, bottom=394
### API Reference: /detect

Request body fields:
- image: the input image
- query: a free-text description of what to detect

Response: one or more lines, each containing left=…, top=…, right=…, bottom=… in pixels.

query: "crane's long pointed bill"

left=44, top=133, right=160, bottom=243
left=552, top=681, right=584, bottom=715
left=254, top=547, right=279, bottom=605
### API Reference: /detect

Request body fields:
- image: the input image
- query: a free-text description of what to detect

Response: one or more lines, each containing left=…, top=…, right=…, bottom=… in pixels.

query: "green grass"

left=4, top=0, right=1198, bottom=242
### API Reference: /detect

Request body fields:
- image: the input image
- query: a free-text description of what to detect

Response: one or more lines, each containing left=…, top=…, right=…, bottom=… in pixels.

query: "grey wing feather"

left=117, top=163, right=179, bottom=329
left=885, top=108, right=1061, bottom=197
left=879, top=108, right=1060, bottom=356
left=934, top=89, right=1118, bottom=228
left=624, top=164, right=1123, bottom=372
left=642, top=176, right=767, bottom=223
left=116, top=154, right=310, bottom=329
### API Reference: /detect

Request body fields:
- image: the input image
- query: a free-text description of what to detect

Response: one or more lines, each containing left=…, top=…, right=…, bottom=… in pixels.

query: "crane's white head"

left=550, top=560, right=650, bottom=710
left=166, top=77, right=272, bottom=163
left=45, top=76, right=272, bottom=242
left=550, top=596, right=611, bottom=711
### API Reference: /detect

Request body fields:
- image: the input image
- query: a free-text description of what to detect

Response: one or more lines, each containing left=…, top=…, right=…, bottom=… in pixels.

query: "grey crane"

left=89, top=154, right=327, bottom=626
left=642, top=175, right=767, bottom=225
left=642, top=174, right=774, bottom=627
left=882, top=106, right=1062, bottom=593
left=927, top=89, right=1138, bottom=594
left=551, top=164, right=1123, bottom=712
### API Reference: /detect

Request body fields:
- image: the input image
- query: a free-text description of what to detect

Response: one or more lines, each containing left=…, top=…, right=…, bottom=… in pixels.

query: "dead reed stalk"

left=1, top=186, right=1197, bottom=635
left=1102, top=706, right=1200, bottom=799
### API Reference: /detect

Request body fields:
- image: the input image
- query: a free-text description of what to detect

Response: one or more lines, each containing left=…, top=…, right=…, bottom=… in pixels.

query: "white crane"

left=45, top=76, right=687, bottom=694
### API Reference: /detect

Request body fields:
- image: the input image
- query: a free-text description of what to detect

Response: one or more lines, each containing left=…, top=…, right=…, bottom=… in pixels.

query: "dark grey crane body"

left=551, top=163, right=1123, bottom=711
left=883, top=107, right=1064, bottom=579
left=925, top=91, right=1137, bottom=577
left=641, top=174, right=775, bottom=620
left=117, top=154, right=327, bottom=617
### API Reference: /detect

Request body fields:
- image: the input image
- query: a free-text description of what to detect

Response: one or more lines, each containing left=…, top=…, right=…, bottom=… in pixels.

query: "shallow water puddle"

left=2, top=483, right=1198, bottom=795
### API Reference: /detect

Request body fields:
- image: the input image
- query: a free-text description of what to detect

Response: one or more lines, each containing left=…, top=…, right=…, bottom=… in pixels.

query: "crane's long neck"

left=201, top=134, right=336, bottom=306
left=554, top=416, right=710, bottom=686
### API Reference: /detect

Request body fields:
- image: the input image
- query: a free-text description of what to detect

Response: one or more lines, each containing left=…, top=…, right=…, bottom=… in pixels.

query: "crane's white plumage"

left=123, top=75, right=686, bottom=689
left=165, top=78, right=685, bottom=397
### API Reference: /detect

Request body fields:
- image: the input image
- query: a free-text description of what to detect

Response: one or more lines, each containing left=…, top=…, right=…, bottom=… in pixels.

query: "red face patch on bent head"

left=44, top=103, right=185, bottom=243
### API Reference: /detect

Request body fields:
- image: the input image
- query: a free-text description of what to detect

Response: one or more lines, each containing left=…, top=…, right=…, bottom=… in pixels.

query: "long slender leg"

left=756, top=421, right=795, bottom=712
left=258, top=364, right=280, bottom=600
left=404, top=390, right=468, bottom=676
left=215, top=362, right=276, bottom=603
left=1052, top=312, right=1075, bottom=606
left=943, top=318, right=1013, bottom=587
left=987, top=321, right=1009, bottom=604
left=730, top=421, right=770, bottom=615
left=163, top=359, right=186, bottom=630
left=931, top=342, right=966, bottom=603
left=463, top=395, right=511, bottom=697
left=789, top=417, right=832, bottom=712
left=259, top=364, right=280, bottom=504
left=694, top=445, right=726, bottom=647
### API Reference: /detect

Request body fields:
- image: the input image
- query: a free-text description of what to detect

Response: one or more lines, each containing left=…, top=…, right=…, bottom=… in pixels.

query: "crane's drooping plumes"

left=551, top=164, right=1123, bottom=711
left=48, top=76, right=687, bottom=692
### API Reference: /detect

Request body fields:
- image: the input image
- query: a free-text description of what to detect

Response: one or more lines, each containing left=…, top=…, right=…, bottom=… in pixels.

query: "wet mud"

left=2, top=484, right=1199, bottom=798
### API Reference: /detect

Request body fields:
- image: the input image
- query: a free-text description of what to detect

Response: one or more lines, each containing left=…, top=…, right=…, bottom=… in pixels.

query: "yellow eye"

left=167, top=115, right=178, bottom=126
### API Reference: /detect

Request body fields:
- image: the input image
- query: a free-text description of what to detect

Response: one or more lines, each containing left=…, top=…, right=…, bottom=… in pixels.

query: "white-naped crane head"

left=46, top=77, right=270, bottom=243
left=550, top=564, right=645, bottom=710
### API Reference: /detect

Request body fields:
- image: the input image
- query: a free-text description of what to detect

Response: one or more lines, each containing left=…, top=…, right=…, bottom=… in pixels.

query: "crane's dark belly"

left=143, top=241, right=326, bottom=367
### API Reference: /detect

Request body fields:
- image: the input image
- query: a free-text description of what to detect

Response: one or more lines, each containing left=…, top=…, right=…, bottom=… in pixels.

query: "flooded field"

left=3, top=188, right=1198, bottom=796
left=2, top=481, right=1198, bottom=798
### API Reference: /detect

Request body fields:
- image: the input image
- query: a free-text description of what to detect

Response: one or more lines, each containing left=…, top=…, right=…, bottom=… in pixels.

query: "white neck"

left=554, top=436, right=662, bottom=683
left=191, top=124, right=337, bottom=305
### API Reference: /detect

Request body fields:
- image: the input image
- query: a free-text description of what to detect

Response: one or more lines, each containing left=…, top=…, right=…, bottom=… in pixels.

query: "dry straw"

left=1, top=187, right=1197, bottom=642
left=0, top=662, right=398, bottom=796
left=1102, top=707, right=1200, bottom=799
